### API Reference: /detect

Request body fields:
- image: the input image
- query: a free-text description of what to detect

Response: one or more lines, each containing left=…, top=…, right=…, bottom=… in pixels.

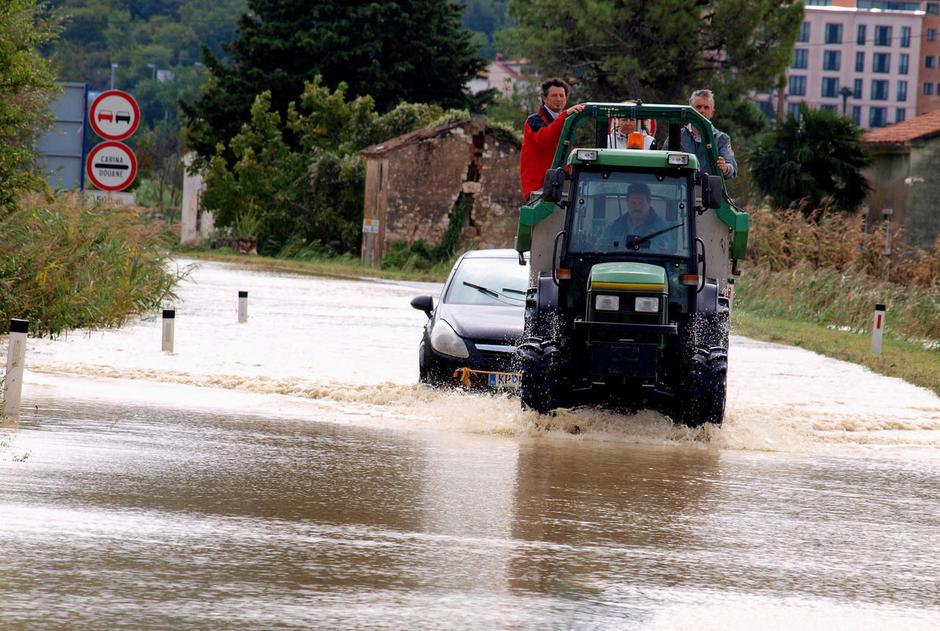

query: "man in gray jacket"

left=675, top=89, right=737, bottom=179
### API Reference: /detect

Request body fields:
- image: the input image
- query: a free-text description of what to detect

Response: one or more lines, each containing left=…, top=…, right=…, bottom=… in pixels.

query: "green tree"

left=0, top=0, right=59, bottom=215
left=201, top=79, right=447, bottom=256
left=461, top=0, right=511, bottom=58
left=499, top=0, right=802, bottom=105
left=750, top=104, right=871, bottom=212
left=182, top=0, right=484, bottom=162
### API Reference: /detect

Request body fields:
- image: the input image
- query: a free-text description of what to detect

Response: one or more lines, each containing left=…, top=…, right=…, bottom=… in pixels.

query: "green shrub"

left=0, top=192, right=182, bottom=336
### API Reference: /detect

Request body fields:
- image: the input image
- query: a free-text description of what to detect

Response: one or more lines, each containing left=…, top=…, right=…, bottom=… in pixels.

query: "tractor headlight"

left=430, top=319, right=469, bottom=358
left=667, top=153, right=690, bottom=166
left=635, top=297, right=660, bottom=313
left=595, top=294, right=620, bottom=311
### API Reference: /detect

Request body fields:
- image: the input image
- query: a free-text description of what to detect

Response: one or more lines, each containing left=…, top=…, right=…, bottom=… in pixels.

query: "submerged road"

left=2, top=259, right=939, bottom=629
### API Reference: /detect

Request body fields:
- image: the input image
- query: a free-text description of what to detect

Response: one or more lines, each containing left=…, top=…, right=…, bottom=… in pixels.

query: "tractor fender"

left=524, top=273, right=560, bottom=340
left=536, top=273, right=559, bottom=312
left=696, top=279, right=720, bottom=314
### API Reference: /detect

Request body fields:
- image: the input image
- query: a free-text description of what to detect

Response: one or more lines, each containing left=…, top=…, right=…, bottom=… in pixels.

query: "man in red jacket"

left=520, top=78, right=584, bottom=200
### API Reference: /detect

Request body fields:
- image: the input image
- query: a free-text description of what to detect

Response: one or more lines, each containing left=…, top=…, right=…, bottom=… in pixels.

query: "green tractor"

left=515, top=103, right=749, bottom=425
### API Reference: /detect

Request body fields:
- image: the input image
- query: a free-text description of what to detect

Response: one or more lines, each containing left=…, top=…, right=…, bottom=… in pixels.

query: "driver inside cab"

left=598, top=182, right=676, bottom=253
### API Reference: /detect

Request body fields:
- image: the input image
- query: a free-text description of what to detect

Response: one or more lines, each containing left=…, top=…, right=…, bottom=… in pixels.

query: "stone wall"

left=384, top=127, right=471, bottom=247
left=864, top=136, right=940, bottom=250
left=362, top=120, right=521, bottom=265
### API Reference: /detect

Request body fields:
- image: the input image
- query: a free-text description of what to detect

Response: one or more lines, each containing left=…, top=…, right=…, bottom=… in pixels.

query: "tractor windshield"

left=567, top=170, right=692, bottom=258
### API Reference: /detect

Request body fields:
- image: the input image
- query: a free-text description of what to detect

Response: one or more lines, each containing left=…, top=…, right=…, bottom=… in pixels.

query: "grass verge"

left=179, top=248, right=453, bottom=283
left=732, top=308, right=940, bottom=397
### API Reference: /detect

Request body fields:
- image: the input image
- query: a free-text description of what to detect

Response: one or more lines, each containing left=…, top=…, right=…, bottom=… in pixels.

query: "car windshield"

left=444, top=257, right=529, bottom=307
left=567, top=170, right=691, bottom=257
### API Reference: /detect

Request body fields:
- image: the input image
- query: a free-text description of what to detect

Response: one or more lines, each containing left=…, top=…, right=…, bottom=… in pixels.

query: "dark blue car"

left=411, top=249, right=528, bottom=390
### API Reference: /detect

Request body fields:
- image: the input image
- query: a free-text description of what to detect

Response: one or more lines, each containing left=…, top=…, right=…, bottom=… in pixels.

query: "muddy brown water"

left=2, top=259, right=939, bottom=629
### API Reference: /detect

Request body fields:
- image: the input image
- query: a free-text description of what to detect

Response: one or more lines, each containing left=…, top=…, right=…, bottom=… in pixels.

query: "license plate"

left=487, top=372, right=521, bottom=390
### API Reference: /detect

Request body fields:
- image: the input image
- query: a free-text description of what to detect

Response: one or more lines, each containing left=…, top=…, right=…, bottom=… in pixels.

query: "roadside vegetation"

left=733, top=207, right=940, bottom=395
left=0, top=193, right=181, bottom=337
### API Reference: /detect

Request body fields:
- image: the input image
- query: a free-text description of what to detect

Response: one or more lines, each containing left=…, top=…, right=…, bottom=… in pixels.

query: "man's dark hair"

left=540, top=77, right=570, bottom=97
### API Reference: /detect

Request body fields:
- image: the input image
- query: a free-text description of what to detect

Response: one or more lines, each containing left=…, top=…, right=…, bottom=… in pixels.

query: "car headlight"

left=430, top=319, right=469, bottom=358
left=635, top=297, right=659, bottom=313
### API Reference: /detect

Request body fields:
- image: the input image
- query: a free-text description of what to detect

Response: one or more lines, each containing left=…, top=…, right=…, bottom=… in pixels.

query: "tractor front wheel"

left=674, top=348, right=727, bottom=427
left=519, top=338, right=563, bottom=414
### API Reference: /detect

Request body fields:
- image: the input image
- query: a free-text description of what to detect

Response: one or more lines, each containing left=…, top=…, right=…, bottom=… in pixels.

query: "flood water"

left=3, top=259, right=940, bottom=629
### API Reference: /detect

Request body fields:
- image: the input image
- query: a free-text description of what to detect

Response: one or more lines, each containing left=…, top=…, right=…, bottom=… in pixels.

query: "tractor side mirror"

left=703, top=174, right=723, bottom=209
left=410, top=295, right=434, bottom=318
left=542, top=167, right=566, bottom=203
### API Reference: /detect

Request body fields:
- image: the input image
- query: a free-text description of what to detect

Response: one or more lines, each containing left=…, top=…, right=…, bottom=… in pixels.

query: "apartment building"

left=918, top=3, right=940, bottom=113
left=757, top=1, right=936, bottom=129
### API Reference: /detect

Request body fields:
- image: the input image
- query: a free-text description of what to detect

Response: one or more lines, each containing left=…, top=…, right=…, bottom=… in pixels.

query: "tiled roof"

left=864, top=109, right=940, bottom=145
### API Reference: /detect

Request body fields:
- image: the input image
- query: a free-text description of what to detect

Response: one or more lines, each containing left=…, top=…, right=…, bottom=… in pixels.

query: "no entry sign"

left=89, top=89, right=141, bottom=141
left=85, top=141, right=138, bottom=192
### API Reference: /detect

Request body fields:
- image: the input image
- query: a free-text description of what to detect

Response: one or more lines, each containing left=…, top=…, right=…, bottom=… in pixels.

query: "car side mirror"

left=703, top=174, right=723, bottom=209
left=410, top=295, right=434, bottom=318
left=542, top=167, right=566, bottom=203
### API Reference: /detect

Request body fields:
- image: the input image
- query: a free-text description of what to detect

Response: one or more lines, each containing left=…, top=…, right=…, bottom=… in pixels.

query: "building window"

left=788, top=103, right=802, bottom=120
left=825, top=23, right=843, bottom=44
left=873, top=53, right=891, bottom=73
left=929, top=3, right=939, bottom=15
left=823, top=50, right=841, bottom=71
left=874, top=25, right=892, bottom=46
left=899, top=53, right=909, bottom=75
left=928, top=56, right=936, bottom=69
left=852, top=106, right=862, bottom=126
left=924, top=82, right=935, bottom=96
left=798, top=22, right=811, bottom=43
left=928, top=29, right=937, bottom=42
left=897, top=80, right=907, bottom=102
left=822, top=77, right=840, bottom=98
left=901, top=26, right=911, bottom=48
left=793, top=49, right=808, bottom=69
left=858, top=0, right=920, bottom=8
left=789, top=75, right=807, bottom=96
left=896, top=108, right=906, bottom=123
left=869, top=107, right=887, bottom=128
left=855, top=51, right=865, bottom=72
left=857, top=24, right=867, bottom=45
left=871, top=79, right=889, bottom=100
left=854, top=78, right=863, bottom=99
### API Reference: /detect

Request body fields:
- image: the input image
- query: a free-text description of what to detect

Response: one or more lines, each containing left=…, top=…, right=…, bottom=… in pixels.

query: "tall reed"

left=0, top=192, right=183, bottom=337
left=738, top=207, right=940, bottom=342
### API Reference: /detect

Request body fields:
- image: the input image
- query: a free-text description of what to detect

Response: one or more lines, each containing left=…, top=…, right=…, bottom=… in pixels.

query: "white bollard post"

left=871, top=303, right=886, bottom=356
left=162, top=309, right=175, bottom=353
left=238, top=291, right=248, bottom=323
left=3, top=319, right=29, bottom=417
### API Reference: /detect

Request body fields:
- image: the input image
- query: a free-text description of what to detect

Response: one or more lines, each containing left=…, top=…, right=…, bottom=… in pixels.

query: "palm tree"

left=750, top=103, right=871, bottom=213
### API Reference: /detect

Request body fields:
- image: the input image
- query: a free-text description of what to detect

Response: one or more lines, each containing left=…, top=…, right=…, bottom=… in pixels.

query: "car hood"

left=438, top=303, right=524, bottom=342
